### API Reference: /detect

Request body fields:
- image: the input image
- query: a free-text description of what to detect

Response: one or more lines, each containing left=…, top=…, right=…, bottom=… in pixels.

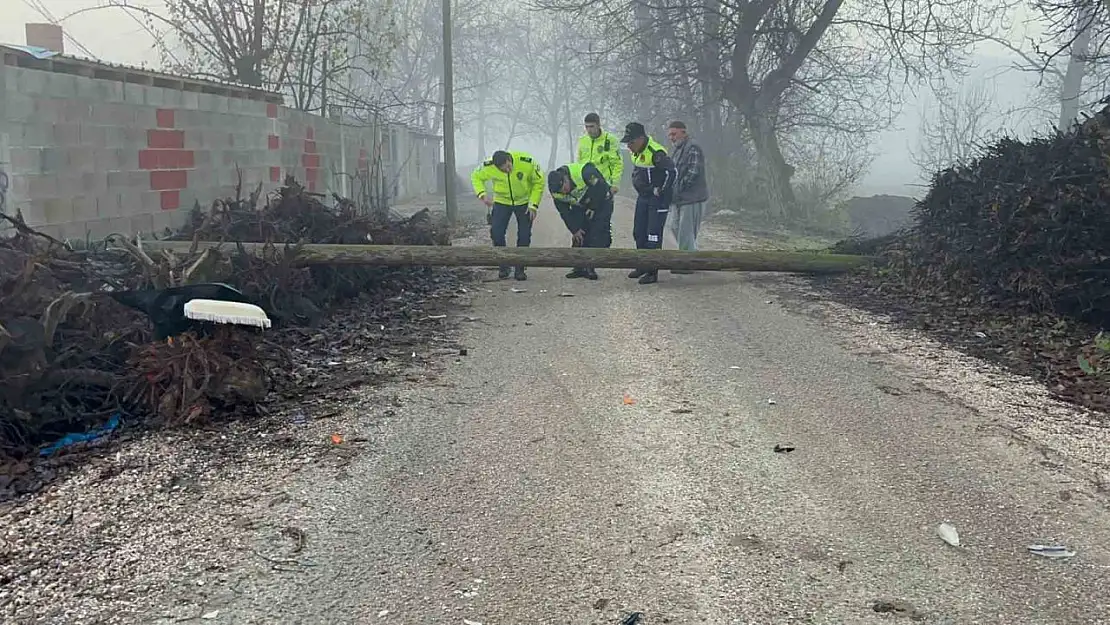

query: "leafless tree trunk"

left=1059, top=4, right=1095, bottom=129
left=477, top=86, right=488, bottom=160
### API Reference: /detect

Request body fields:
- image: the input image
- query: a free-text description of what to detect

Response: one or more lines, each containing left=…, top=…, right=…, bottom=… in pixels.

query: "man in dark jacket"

left=548, top=162, right=614, bottom=280
left=621, top=122, right=677, bottom=284
left=665, top=121, right=709, bottom=273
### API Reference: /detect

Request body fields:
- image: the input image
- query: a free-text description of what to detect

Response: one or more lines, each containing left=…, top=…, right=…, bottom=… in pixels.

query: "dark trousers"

left=490, top=203, right=533, bottom=270
left=571, top=199, right=614, bottom=272
left=633, top=194, right=668, bottom=276
left=633, top=194, right=668, bottom=249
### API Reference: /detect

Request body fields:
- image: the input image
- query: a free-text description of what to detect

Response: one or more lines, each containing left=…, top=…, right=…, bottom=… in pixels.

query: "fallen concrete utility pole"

left=140, top=241, right=874, bottom=274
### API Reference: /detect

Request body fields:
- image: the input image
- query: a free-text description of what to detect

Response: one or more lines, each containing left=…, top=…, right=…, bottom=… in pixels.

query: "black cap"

left=620, top=122, right=646, bottom=143
left=547, top=169, right=567, bottom=194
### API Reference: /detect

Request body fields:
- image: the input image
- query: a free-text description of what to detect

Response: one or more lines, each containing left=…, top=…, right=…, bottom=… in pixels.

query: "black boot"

left=628, top=268, right=646, bottom=279
left=585, top=268, right=599, bottom=280
left=566, top=268, right=587, bottom=279
left=498, top=266, right=511, bottom=280
left=638, top=271, right=658, bottom=284
left=514, top=266, right=527, bottom=281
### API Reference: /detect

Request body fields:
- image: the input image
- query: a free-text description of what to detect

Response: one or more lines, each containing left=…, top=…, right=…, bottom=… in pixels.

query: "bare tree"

left=538, top=0, right=1010, bottom=222
left=910, top=81, right=1002, bottom=180
left=109, top=0, right=398, bottom=115
left=976, top=0, right=1110, bottom=129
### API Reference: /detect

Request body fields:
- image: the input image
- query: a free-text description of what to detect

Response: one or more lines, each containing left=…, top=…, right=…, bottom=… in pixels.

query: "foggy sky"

left=2, top=1, right=1056, bottom=199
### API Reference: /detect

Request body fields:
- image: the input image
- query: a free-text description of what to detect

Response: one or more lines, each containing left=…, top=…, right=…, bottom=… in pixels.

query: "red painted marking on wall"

left=268, top=135, right=280, bottom=150
left=150, top=170, right=187, bottom=191
left=304, top=139, right=317, bottom=153
left=267, top=103, right=278, bottom=118
left=302, top=153, right=320, bottom=169
left=140, top=149, right=194, bottom=170
left=270, top=166, right=281, bottom=183
left=160, top=190, right=181, bottom=210
left=156, top=109, right=175, bottom=129
left=138, top=149, right=159, bottom=170
left=306, top=127, right=315, bottom=140
left=147, top=129, right=184, bottom=149
left=305, top=167, right=318, bottom=191
left=357, top=148, right=369, bottom=174
left=139, top=110, right=192, bottom=203
left=176, top=150, right=195, bottom=169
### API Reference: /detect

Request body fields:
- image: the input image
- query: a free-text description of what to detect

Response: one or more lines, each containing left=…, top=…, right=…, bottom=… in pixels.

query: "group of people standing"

left=470, top=113, right=709, bottom=285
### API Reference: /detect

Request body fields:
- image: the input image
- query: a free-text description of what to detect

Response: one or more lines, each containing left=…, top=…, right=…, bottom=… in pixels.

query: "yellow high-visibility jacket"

left=576, top=131, right=624, bottom=186
left=471, top=151, right=544, bottom=210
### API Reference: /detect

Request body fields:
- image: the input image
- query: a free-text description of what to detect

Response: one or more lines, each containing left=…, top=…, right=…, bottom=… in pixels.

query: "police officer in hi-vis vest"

left=577, top=113, right=624, bottom=196
left=471, top=150, right=545, bottom=281
left=621, top=122, right=677, bottom=284
left=547, top=161, right=614, bottom=280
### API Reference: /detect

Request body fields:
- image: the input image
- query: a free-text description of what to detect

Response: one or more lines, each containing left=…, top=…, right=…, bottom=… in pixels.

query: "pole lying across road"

left=139, top=241, right=875, bottom=274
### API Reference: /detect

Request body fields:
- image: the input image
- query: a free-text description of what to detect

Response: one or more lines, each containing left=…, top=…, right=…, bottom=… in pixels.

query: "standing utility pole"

left=442, top=0, right=459, bottom=225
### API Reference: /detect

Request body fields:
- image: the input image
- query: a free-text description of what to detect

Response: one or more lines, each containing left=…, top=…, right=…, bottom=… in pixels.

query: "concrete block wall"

left=0, top=49, right=441, bottom=241
left=386, top=127, right=441, bottom=201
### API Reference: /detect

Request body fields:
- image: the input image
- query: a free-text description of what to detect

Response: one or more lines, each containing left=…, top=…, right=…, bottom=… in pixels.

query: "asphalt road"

left=209, top=196, right=1110, bottom=624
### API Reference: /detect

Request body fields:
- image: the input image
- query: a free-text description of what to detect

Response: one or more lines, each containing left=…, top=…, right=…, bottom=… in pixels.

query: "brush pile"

left=899, top=109, right=1110, bottom=323
left=0, top=228, right=146, bottom=456
left=0, top=180, right=457, bottom=492
left=824, top=103, right=1110, bottom=412
left=169, top=178, right=452, bottom=324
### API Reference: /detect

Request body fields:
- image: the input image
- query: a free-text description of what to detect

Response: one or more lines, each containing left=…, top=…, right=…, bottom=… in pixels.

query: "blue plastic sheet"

left=39, top=413, right=122, bottom=457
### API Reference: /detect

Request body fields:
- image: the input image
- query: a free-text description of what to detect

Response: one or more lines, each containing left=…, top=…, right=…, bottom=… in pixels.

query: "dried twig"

left=108, top=234, right=163, bottom=289
left=0, top=212, right=64, bottom=246
left=181, top=248, right=214, bottom=284
left=40, top=291, right=92, bottom=346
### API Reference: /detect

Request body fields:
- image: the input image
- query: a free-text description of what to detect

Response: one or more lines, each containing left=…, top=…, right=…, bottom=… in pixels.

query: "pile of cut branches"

left=167, top=177, right=453, bottom=323
left=0, top=179, right=456, bottom=484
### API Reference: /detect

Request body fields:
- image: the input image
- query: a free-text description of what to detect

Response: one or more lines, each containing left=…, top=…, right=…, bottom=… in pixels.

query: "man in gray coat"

left=665, top=120, right=709, bottom=272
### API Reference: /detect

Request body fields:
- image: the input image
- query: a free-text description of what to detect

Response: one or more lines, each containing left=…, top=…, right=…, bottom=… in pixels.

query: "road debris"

left=936, top=522, right=961, bottom=547
left=622, top=394, right=637, bottom=405
left=511, top=287, right=527, bottom=293
left=1028, top=544, right=1076, bottom=559
left=201, top=610, right=220, bottom=620
left=39, top=413, right=122, bottom=457
left=871, top=598, right=923, bottom=619
left=620, top=612, right=644, bottom=625
left=773, top=444, right=795, bottom=453
left=767, top=398, right=777, bottom=405
left=281, top=526, right=307, bottom=553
